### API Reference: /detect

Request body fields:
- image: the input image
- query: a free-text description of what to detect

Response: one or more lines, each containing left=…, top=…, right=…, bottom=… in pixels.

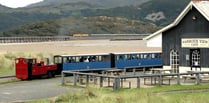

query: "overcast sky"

left=0, top=0, right=43, bottom=8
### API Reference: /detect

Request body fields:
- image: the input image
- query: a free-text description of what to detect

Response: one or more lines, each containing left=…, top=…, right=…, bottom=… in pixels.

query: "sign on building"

left=181, top=38, right=209, bottom=48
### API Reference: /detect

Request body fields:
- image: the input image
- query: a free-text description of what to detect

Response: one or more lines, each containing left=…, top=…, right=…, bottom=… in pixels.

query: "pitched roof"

left=144, top=1, right=209, bottom=40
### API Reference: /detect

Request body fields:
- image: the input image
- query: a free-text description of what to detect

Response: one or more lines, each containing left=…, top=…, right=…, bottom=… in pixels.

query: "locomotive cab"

left=15, top=58, right=35, bottom=80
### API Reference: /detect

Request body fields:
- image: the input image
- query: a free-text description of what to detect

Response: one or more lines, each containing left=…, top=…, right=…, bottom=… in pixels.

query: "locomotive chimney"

left=46, top=58, right=49, bottom=64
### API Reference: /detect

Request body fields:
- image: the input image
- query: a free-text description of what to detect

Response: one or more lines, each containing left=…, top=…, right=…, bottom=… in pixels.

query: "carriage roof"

left=54, top=53, right=111, bottom=57
left=113, top=51, right=162, bottom=55
left=54, top=51, right=162, bottom=57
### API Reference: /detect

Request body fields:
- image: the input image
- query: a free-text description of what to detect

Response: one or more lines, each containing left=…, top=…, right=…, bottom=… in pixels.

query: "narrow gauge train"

left=15, top=51, right=162, bottom=80
left=53, top=51, right=162, bottom=71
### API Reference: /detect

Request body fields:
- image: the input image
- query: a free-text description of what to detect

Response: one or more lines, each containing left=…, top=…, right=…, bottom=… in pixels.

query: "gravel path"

left=0, top=77, right=82, bottom=103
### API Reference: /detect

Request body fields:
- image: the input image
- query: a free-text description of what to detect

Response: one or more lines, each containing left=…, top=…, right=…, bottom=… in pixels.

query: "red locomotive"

left=15, top=58, right=57, bottom=80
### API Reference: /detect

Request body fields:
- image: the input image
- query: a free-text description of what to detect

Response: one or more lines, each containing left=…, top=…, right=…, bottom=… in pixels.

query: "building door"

left=190, top=49, right=201, bottom=71
left=170, top=49, right=179, bottom=73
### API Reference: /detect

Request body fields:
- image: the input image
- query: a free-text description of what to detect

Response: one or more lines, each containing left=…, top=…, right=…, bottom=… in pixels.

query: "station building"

left=144, top=0, right=209, bottom=73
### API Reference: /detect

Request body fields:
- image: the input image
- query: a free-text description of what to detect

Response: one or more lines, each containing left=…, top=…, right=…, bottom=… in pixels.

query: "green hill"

left=0, top=0, right=191, bottom=36
left=1, top=16, right=160, bottom=37
left=139, top=0, right=190, bottom=25
left=28, top=0, right=149, bottom=8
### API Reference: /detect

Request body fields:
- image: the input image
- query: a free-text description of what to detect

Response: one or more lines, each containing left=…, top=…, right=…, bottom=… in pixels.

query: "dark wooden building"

left=144, top=0, right=209, bottom=73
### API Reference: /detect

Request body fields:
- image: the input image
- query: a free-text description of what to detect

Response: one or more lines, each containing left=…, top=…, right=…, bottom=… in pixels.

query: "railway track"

left=0, top=75, right=19, bottom=84
left=0, top=75, right=15, bottom=79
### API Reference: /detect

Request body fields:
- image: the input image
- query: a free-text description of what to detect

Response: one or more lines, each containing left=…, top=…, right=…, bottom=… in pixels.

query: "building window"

left=170, top=49, right=179, bottom=73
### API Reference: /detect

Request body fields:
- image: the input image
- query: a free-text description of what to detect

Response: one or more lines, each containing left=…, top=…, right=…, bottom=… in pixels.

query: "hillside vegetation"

left=0, top=0, right=190, bottom=36
left=27, top=0, right=149, bottom=8
left=1, top=16, right=160, bottom=37
left=31, top=85, right=209, bottom=103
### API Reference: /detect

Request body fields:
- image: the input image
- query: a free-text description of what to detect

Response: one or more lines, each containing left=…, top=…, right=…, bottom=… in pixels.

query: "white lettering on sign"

left=181, top=38, right=209, bottom=48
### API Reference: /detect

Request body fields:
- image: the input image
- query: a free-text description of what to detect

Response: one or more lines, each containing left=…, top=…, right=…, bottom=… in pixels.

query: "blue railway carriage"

left=114, top=51, right=162, bottom=69
left=53, top=53, right=114, bottom=71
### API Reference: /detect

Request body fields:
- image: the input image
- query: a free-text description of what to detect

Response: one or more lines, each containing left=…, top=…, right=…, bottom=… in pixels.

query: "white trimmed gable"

left=144, top=1, right=209, bottom=47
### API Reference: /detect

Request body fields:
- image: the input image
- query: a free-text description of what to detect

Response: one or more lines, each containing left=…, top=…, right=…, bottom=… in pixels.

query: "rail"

left=61, top=71, right=209, bottom=90
left=0, top=75, right=15, bottom=79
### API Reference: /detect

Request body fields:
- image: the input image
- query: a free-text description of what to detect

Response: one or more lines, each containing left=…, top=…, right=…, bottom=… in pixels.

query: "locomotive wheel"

left=47, top=72, right=53, bottom=78
left=51, top=72, right=55, bottom=77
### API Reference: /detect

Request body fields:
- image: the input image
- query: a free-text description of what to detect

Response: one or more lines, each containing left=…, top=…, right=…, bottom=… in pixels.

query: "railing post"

left=94, top=76, right=97, bottom=85
left=196, top=73, right=200, bottom=85
left=73, top=73, right=77, bottom=86
left=86, top=75, right=89, bottom=86
left=137, top=77, right=140, bottom=88
left=113, top=77, right=120, bottom=90
left=61, top=71, right=65, bottom=85
left=133, top=68, right=136, bottom=75
left=100, top=76, right=103, bottom=87
left=143, top=67, right=146, bottom=74
left=177, top=73, right=180, bottom=85
left=121, top=78, right=123, bottom=88
left=158, top=74, right=162, bottom=85
left=123, top=69, right=126, bottom=75
left=108, top=77, right=110, bottom=87
left=129, top=81, right=131, bottom=89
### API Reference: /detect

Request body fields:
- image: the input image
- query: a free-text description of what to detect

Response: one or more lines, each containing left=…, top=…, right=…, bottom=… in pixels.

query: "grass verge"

left=0, top=52, right=55, bottom=76
left=29, top=84, right=209, bottom=103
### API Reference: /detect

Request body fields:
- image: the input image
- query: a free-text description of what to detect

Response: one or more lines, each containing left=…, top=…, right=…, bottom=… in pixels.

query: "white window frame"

left=170, top=49, right=179, bottom=73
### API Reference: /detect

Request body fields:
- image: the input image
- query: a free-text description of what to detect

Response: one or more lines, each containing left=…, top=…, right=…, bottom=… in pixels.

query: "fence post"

left=61, top=71, right=65, bottom=85
left=196, top=73, right=200, bottom=85
left=100, top=76, right=103, bottom=87
left=158, top=74, right=162, bottom=85
left=94, top=76, right=97, bottom=85
left=113, top=77, right=120, bottom=90
left=108, top=77, right=110, bottom=87
left=177, top=73, right=180, bottom=85
left=86, top=75, right=89, bottom=86
left=123, top=69, right=126, bottom=75
left=129, top=81, right=131, bottom=88
left=143, top=67, right=146, bottom=74
left=73, top=73, right=77, bottom=86
left=121, top=78, right=123, bottom=88
left=137, top=77, right=140, bottom=88
left=133, top=68, right=136, bottom=75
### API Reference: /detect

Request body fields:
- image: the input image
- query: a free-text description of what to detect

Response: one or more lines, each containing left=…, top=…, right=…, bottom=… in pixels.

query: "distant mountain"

left=0, top=0, right=191, bottom=36
left=28, top=0, right=150, bottom=8
left=0, top=0, right=151, bottom=32
left=0, top=4, right=11, bottom=12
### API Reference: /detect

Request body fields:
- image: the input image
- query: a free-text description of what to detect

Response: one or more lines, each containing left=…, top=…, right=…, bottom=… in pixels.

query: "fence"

left=0, top=35, right=149, bottom=43
left=0, top=36, right=70, bottom=43
left=61, top=70, right=209, bottom=90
